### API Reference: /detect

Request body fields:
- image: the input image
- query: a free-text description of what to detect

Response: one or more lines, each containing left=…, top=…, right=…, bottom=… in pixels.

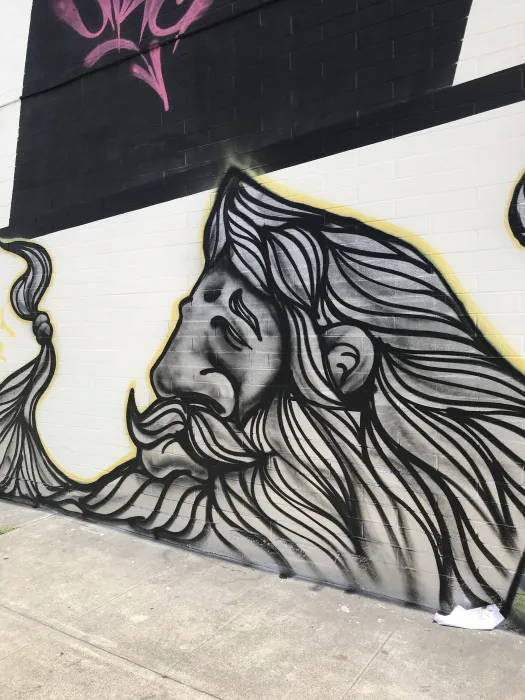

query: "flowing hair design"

left=195, top=173, right=525, bottom=611
left=2, top=171, right=525, bottom=616
left=0, top=241, right=69, bottom=501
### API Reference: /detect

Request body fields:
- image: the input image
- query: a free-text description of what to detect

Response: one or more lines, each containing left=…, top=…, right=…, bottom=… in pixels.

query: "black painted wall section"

left=5, top=0, right=485, bottom=237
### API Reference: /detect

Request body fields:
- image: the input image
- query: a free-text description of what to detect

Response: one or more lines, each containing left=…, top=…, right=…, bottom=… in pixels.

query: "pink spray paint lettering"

left=53, top=0, right=214, bottom=110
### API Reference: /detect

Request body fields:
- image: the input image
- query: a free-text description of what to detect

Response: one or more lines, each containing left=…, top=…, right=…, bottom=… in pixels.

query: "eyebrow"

left=229, top=289, right=262, bottom=341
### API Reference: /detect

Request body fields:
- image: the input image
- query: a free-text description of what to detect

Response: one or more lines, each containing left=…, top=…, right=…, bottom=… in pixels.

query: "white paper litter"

left=434, top=604, right=504, bottom=631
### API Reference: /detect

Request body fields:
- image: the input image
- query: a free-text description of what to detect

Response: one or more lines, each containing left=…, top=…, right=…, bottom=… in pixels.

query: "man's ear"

left=320, top=324, right=376, bottom=396
left=509, top=173, right=525, bottom=247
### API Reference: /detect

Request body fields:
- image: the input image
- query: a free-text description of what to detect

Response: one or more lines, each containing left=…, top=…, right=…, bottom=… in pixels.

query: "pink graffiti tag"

left=53, top=0, right=214, bottom=110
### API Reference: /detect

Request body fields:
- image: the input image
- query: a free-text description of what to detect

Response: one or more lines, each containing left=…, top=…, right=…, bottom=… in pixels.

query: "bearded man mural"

left=2, top=170, right=525, bottom=617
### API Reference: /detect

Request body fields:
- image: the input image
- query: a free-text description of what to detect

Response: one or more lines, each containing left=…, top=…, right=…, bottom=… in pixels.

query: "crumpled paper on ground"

left=434, top=604, right=504, bottom=630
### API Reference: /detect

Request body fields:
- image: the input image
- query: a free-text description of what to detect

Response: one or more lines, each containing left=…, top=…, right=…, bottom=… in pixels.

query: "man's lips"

left=127, top=388, right=260, bottom=477
left=140, top=438, right=209, bottom=479
left=126, top=388, right=229, bottom=453
left=127, top=390, right=203, bottom=477
left=174, top=390, right=228, bottom=418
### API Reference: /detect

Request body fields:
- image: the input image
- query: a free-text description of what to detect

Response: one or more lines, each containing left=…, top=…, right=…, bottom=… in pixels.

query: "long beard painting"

left=3, top=170, right=525, bottom=619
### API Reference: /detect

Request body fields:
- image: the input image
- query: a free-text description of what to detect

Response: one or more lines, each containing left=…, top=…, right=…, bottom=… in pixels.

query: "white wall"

left=0, top=99, right=519, bottom=482
left=455, top=0, right=525, bottom=85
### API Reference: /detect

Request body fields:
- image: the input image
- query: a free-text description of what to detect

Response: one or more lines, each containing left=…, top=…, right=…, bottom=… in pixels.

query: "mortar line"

left=0, top=603, right=225, bottom=700
left=339, top=623, right=400, bottom=700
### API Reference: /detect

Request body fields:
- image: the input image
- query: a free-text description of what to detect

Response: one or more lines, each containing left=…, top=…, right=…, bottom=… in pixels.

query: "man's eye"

left=203, top=289, right=221, bottom=303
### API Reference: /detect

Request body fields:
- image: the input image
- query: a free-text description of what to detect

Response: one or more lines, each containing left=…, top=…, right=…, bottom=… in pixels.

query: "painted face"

left=151, top=251, right=283, bottom=423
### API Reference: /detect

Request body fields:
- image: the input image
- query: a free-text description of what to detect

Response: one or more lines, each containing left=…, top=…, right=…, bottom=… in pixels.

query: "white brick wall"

left=455, top=0, right=525, bottom=84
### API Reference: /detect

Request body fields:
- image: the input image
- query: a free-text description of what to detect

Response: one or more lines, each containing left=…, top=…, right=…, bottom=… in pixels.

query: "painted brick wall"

left=0, top=0, right=32, bottom=228
left=2, top=0, right=525, bottom=617
left=10, top=0, right=473, bottom=234
left=9, top=100, right=520, bottom=484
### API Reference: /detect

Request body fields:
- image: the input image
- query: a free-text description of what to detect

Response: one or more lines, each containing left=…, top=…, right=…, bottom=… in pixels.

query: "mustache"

left=126, top=389, right=259, bottom=467
left=127, top=389, right=187, bottom=452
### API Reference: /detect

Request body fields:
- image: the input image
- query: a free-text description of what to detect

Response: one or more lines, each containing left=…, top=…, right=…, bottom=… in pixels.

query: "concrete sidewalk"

left=0, top=501, right=523, bottom=700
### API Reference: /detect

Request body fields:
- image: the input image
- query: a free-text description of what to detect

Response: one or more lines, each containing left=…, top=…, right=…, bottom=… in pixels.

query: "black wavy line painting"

left=3, top=169, right=525, bottom=618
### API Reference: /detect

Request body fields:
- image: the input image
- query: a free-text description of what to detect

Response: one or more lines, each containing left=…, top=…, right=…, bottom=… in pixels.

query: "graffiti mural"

left=53, top=0, right=215, bottom=110
left=11, top=0, right=475, bottom=236
left=2, top=170, right=525, bottom=617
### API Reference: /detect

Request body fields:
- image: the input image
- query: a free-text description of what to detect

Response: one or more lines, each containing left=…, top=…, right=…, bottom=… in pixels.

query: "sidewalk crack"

left=339, top=623, right=399, bottom=700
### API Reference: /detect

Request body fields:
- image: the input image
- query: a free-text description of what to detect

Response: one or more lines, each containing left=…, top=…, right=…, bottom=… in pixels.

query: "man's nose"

left=151, top=327, right=236, bottom=417
left=151, top=330, right=195, bottom=399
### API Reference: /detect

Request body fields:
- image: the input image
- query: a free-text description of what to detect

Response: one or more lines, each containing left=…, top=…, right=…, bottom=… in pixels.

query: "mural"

left=2, top=170, right=525, bottom=618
